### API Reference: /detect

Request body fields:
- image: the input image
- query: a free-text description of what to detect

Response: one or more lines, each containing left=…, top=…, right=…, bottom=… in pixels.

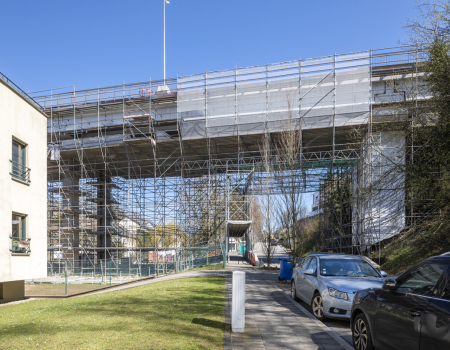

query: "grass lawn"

left=1, top=277, right=225, bottom=350
left=191, top=263, right=225, bottom=271
left=25, top=284, right=108, bottom=296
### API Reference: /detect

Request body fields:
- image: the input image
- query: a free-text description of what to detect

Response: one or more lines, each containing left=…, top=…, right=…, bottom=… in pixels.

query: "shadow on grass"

left=192, top=318, right=226, bottom=329
left=0, top=277, right=226, bottom=349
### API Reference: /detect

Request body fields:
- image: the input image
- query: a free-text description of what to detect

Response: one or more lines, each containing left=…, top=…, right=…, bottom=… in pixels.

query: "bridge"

left=32, top=46, right=422, bottom=269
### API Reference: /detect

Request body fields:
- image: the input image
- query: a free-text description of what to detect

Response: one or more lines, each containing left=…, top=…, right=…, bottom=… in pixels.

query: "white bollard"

left=232, top=271, right=246, bottom=333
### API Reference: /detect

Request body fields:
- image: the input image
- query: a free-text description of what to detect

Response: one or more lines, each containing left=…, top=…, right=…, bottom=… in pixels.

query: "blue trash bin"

left=278, top=258, right=293, bottom=281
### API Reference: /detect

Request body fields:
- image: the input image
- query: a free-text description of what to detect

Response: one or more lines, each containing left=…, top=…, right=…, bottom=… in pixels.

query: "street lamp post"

left=158, top=0, right=170, bottom=94
left=164, top=0, right=169, bottom=84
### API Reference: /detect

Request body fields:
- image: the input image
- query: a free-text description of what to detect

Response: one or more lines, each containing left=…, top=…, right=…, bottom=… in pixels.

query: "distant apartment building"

left=0, top=74, right=47, bottom=303
left=308, top=192, right=322, bottom=217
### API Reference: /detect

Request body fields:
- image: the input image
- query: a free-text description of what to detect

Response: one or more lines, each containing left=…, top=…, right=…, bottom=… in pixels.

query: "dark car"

left=350, top=253, right=450, bottom=350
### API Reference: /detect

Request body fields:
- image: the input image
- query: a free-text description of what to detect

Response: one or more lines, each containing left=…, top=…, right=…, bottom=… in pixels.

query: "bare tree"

left=251, top=197, right=264, bottom=239
left=274, top=93, right=307, bottom=266
left=258, top=133, right=278, bottom=267
left=404, top=1, right=450, bottom=48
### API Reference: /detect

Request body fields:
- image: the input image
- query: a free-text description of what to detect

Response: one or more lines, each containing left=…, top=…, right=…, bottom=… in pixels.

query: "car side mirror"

left=383, top=277, right=397, bottom=291
left=304, top=268, right=314, bottom=276
left=380, top=271, right=388, bottom=277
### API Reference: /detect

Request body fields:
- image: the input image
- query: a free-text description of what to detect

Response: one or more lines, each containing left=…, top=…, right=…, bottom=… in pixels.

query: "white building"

left=0, top=74, right=47, bottom=303
left=118, top=215, right=154, bottom=257
left=228, top=237, right=243, bottom=252
left=308, top=191, right=322, bottom=217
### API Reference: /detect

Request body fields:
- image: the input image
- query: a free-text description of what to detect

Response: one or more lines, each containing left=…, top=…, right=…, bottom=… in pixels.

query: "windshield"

left=319, top=258, right=380, bottom=277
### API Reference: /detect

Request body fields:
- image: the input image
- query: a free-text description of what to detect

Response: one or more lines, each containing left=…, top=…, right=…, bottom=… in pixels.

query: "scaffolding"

left=29, top=46, right=427, bottom=271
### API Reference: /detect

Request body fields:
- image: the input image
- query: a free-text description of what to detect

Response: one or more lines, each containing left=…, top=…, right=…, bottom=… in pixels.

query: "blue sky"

left=1, top=0, right=417, bottom=93
left=1, top=0, right=418, bottom=213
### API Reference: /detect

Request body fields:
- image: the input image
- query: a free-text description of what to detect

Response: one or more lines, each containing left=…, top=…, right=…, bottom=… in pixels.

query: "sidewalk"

left=225, top=253, right=353, bottom=350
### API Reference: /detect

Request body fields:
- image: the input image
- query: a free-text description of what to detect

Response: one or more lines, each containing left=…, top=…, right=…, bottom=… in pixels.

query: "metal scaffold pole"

left=37, top=46, right=423, bottom=272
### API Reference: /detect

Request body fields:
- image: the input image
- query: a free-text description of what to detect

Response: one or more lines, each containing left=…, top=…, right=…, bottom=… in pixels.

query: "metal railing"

left=10, top=237, right=31, bottom=254
left=10, top=160, right=31, bottom=183
left=24, top=244, right=226, bottom=296
left=0, top=72, right=43, bottom=110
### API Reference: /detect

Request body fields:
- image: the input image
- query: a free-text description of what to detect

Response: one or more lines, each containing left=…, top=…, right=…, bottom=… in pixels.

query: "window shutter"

left=21, top=145, right=26, bottom=168
left=21, top=216, right=26, bottom=239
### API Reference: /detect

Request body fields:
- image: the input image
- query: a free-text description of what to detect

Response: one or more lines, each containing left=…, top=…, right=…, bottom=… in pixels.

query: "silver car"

left=291, top=253, right=387, bottom=321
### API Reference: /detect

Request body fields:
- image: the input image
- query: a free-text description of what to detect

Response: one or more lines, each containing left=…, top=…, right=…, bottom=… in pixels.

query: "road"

left=252, top=243, right=289, bottom=267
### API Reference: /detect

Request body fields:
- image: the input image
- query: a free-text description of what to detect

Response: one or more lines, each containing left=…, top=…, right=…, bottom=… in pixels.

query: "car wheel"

left=352, top=313, right=374, bottom=350
left=291, top=280, right=299, bottom=301
left=311, top=292, right=327, bottom=321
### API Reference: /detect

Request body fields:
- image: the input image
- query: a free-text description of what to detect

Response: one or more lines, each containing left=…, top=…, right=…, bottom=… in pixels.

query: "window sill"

left=11, top=253, right=31, bottom=256
left=11, top=176, right=30, bottom=186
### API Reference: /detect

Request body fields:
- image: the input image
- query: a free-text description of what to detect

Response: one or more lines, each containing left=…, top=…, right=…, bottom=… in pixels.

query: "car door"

left=419, top=262, right=450, bottom=350
left=373, top=262, right=446, bottom=350
left=296, top=257, right=311, bottom=301
left=302, top=256, right=318, bottom=303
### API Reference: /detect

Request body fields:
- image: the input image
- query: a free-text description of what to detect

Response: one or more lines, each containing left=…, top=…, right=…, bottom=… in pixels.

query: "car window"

left=397, top=263, right=448, bottom=296
left=300, top=257, right=311, bottom=269
left=308, top=257, right=317, bottom=274
left=436, top=265, right=450, bottom=300
left=319, top=258, right=380, bottom=277
left=441, top=282, right=450, bottom=300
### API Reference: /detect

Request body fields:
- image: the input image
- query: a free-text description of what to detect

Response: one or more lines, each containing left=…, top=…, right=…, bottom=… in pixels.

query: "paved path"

left=225, top=253, right=353, bottom=350
left=252, top=243, right=289, bottom=267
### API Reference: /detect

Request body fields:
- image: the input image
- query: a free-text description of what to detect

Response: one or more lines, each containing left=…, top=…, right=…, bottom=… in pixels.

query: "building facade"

left=0, top=75, right=47, bottom=303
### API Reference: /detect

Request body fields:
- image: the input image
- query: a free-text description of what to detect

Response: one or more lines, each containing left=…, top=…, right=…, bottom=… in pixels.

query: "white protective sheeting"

left=177, top=53, right=370, bottom=140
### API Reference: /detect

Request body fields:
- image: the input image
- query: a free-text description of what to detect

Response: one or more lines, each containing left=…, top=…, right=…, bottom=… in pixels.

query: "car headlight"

left=328, top=287, right=349, bottom=301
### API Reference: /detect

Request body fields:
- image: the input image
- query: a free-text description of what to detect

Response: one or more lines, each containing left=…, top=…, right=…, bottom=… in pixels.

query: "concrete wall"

left=0, top=78, right=47, bottom=287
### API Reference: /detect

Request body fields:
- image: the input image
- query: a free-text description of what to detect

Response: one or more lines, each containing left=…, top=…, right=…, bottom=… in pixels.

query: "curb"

left=0, top=298, right=37, bottom=308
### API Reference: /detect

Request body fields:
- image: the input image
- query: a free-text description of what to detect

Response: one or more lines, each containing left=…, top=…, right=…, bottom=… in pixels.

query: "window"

left=441, top=281, right=450, bottom=300
left=11, top=138, right=30, bottom=183
left=435, top=266, right=450, bottom=300
left=396, top=263, right=448, bottom=296
left=300, top=257, right=311, bottom=269
left=319, top=258, right=380, bottom=277
left=11, top=213, right=30, bottom=254
left=308, top=257, right=317, bottom=275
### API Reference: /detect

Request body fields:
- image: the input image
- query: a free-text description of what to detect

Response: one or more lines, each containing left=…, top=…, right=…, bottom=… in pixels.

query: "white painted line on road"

left=278, top=287, right=354, bottom=350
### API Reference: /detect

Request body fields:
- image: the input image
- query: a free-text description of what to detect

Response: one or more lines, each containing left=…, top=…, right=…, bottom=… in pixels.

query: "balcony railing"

left=10, top=160, right=31, bottom=183
left=10, top=237, right=31, bottom=254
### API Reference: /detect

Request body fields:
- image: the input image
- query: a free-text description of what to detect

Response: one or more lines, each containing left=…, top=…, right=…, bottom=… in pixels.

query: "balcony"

left=10, top=160, right=31, bottom=183
left=10, top=237, right=31, bottom=254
